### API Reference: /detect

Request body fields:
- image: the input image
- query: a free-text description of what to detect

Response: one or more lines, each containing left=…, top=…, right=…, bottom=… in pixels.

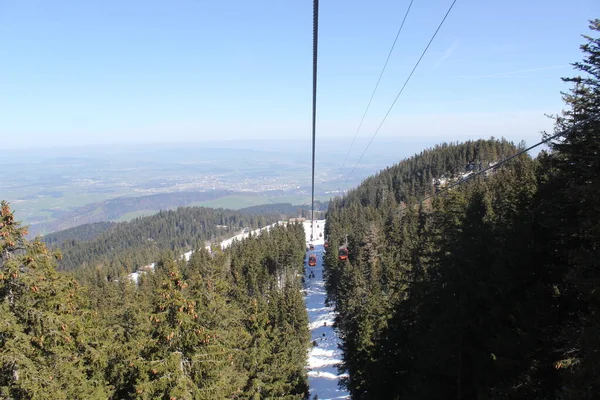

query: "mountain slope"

left=323, top=138, right=553, bottom=398
left=48, top=206, right=280, bottom=271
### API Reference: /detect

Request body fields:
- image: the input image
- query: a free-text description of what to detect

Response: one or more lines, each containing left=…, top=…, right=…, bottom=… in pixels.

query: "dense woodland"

left=1, top=202, right=309, bottom=399
left=323, top=20, right=600, bottom=399
left=44, top=206, right=281, bottom=272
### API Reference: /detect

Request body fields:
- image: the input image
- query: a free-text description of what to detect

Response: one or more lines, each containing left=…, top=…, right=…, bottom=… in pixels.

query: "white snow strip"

left=311, top=348, right=336, bottom=357
left=303, top=221, right=350, bottom=399
left=307, top=356, right=343, bottom=369
left=129, top=272, right=140, bottom=284
left=307, top=306, right=334, bottom=312
left=309, top=318, right=335, bottom=331
left=307, top=371, right=341, bottom=380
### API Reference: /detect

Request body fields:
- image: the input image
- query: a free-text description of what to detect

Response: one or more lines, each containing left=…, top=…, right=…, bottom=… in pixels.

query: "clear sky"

left=1, top=0, right=599, bottom=151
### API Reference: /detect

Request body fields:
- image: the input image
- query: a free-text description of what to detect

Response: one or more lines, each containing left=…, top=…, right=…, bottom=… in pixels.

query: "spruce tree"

left=537, top=19, right=600, bottom=398
left=0, top=201, right=108, bottom=398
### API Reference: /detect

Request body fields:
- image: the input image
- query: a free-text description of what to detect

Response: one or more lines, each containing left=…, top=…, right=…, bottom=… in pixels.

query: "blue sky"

left=1, top=0, right=598, bottom=151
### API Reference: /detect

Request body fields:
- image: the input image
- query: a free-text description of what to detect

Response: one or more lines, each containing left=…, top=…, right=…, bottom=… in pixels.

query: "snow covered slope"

left=303, top=219, right=326, bottom=246
left=303, top=220, right=349, bottom=399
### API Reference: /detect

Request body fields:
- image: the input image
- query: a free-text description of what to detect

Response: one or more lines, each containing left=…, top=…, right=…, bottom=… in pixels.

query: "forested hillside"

left=323, top=20, right=600, bottom=400
left=1, top=201, right=310, bottom=398
left=45, top=206, right=280, bottom=272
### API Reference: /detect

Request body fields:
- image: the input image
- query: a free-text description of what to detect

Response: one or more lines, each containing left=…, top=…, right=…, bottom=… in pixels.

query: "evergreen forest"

left=323, top=20, right=600, bottom=399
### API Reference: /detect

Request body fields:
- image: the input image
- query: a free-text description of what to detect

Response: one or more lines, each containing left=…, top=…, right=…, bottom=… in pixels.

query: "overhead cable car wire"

left=400, top=111, right=600, bottom=214
left=310, top=0, right=319, bottom=241
left=346, top=0, right=458, bottom=182
left=338, top=0, right=416, bottom=177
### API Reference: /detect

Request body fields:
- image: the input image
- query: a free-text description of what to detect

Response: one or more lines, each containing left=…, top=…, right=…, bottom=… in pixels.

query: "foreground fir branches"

left=1, top=201, right=310, bottom=399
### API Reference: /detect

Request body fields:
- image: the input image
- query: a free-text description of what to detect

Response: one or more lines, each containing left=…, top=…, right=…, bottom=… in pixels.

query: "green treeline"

left=324, top=20, right=600, bottom=399
left=1, top=202, right=310, bottom=399
left=239, top=201, right=328, bottom=219
left=45, top=206, right=281, bottom=272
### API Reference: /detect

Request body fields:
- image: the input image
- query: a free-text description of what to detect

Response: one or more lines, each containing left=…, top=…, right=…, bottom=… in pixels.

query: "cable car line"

left=400, top=111, right=600, bottom=214
left=338, top=0, right=416, bottom=177
left=346, top=0, right=458, bottom=182
left=310, top=0, right=319, bottom=241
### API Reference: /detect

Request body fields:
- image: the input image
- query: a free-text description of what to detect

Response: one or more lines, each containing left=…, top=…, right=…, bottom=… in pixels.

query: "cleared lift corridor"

left=302, top=220, right=349, bottom=400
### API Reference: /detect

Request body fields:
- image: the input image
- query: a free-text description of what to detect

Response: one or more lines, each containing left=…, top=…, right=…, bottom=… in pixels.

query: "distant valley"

left=2, top=139, right=419, bottom=236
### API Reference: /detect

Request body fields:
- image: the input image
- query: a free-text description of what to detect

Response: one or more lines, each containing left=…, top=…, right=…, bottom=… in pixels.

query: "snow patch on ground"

left=308, top=371, right=340, bottom=380
left=308, top=355, right=343, bottom=369
left=303, top=219, right=326, bottom=246
left=309, top=317, right=335, bottom=331
left=129, top=262, right=155, bottom=284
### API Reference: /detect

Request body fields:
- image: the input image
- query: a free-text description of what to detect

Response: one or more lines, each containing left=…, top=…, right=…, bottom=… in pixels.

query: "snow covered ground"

left=303, top=220, right=349, bottom=400
left=303, top=219, right=326, bottom=246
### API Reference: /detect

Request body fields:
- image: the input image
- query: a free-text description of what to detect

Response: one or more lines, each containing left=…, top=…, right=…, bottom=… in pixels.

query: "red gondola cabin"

left=308, top=254, right=317, bottom=266
left=338, top=247, right=348, bottom=261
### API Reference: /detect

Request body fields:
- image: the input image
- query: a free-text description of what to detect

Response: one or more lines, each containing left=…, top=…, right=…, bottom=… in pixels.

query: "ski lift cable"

left=311, top=0, right=319, bottom=241
left=337, top=0, right=416, bottom=177
left=401, top=111, right=600, bottom=214
left=346, top=0, right=458, bottom=182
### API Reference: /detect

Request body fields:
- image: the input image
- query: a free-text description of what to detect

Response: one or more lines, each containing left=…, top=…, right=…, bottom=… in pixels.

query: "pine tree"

left=0, top=201, right=108, bottom=398
left=185, top=248, right=249, bottom=399
left=537, top=19, right=600, bottom=398
left=135, top=256, right=201, bottom=399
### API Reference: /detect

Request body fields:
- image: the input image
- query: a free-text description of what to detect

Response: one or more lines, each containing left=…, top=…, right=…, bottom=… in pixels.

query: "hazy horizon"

left=3, top=1, right=596, bottom=157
